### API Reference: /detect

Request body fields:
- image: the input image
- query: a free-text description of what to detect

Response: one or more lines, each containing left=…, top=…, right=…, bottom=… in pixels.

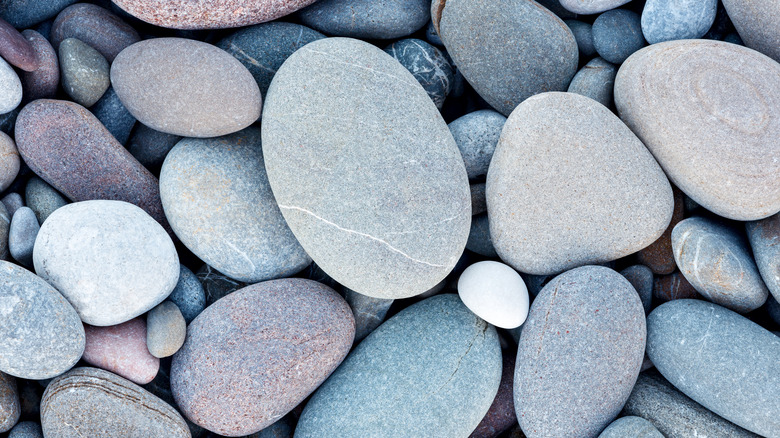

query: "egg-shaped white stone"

left=457, top=261, right=529, bottom=328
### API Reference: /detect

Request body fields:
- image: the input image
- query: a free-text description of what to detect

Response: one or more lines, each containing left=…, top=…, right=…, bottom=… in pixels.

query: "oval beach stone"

left=385, top=38, right=453, bottom=109
left=83, top=318, right=159, bottom=385
left=0, top=17, right=38, bottom=72
left=599, top=416, right=663, bottom=438
left=559, top=0, right=630, bottom=15
left=146, top=301, right=186, bottom=358
left=747, top=212, right=780, bottom=300
left=9, top=207, right=39, bottom=268
left=58, top=37, right=110, bottom=108
left=449, top=110, right=506, bottom=179
left=0, top=0, right=78, bottom=29
left=641, top=0, right=717, bottom=44
left=592, top=9, right=645, bottom=65
left=168, top=265, right=205, bottom=324
left=20, top=30, right=59, bottom=101
left=50, top=3, right=140, bottom=63
left=458, top=261, right=529, bottom=329
left=0, top=57, right=22, bottom=115
left=0, top=131, right=19, bottom=192
left=25, top=177, right=67, bottom=225
left=567, top=57, right=616, bottom=108
left=299, top=0, right=429, bottom=40
left=722, top=0, right=780, bottom=63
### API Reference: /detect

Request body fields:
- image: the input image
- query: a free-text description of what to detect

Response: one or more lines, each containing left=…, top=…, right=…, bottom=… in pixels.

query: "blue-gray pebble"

left=0, top=0, right=78, bottom=29
left=593, top=9, right=645, bottom=64
left=8, top=421, right=43, bottom=438
left=599, top=416, right=663, bottom=438
left=384, top=39, right=453, bottom=109
left=426, top=21, right=443, bottom=46
left=641, top=0, right=717, bottom=44
left=567, top=57, right=616, bottom=108
left=9, top=207, right=39, bottom=268
left=449, top=109, right=506, bottom=179
left=25, top=177, right=67, bottom=225
left=343, top=288, right=393, bottom=342
left=91, top=87, right=136, bottom=145
left=0, top=202, right=9, bottom=260
left=298, top=0, right=429, bottom=40
left=747, top=212, right=780, bottom=301
left=621, top=265, right=653, bottom=314
left=168, top=265, right=205, bottom=324
left=466, top=213, right=497, bottom=257
left=126, top=124, right=181, bottom=171
left=565, top=20, right=596, bottom=57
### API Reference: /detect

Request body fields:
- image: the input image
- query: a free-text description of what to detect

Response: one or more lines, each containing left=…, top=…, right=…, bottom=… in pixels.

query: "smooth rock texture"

left=171, top=279, right=354, bottom=436
left=59, top=37, right=110, bottom=107
left=83, top=318, right=160, bottom=385
left=295, top=294, right=501, bottom=438
left=9, top=207, right=39, bottom=268
left=641, top=0, right=717, bottom=44
left=565, top=20, right=596, bottom=58
left=559, top=0, right=630, bottom=15
left=469, top=350, right=516, bottom=438
left=0, top=17, right=38, bottom=71
left=344, top=288, right=394, bottom=342
left=8, top=421, right=43, bottom=438
left=111, top=38, right=262, bottom=138
left=25, top=177, right=67, bottom=225
left=91, top=87, right=136, bottom=145
left=0, top=130, right=19, bottom=191
left=126, top=124, right=181, bottom=171
left=449, top=110, right=506, bottom=179
left=161, top=127, right=310, bottom=283
left=648, top=299, right=780, bottom=437
left=168, top=265, right=206, bottom=323
left=20, top=30, right=59, bottom=101
left=748, top=213, right=780, bottom=301
left=653, top=271, right=700, bottom=302
left=40, top=367, right=191, bottom=438
left=621, top=265, right=653, bottom=314
left=0, top=57, right=22, bottom=115
left=567, top=57, right=616, bottom=108
left=722, top=0, right=780, bottom=63
left=672, top=217, right=769, bottom=313
left=598, top=416, right=663, bottom=438
left=299, top=0, right=429, bottom=39
left=0, top=0, right=78, bottom=29
left=0, top=372, right=19, bottom=433
left=636, top=186, right=684, bottom=275
left=385, top=38, right=453, bottom=109
left=458, top=261, right=529, bottom=329
left=33, top=200, right=179, bottom=326
left=437, top=0, right=578, bottom=116
left=614, top=40, right=780, bottom=221
left=51, top=3, right=140, bottom=63
left=146, top=301, right=186, bottom=358
left=262, top=38, right=470, bottom=299
left=592, top=9, right=645, bottom=65
left=487, top=92, right=673, bottom=275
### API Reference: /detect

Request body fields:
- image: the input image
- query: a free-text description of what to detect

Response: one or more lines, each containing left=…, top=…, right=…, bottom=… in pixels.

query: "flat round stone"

left=567, top=57, right=616, bottom=108
left=592, top=9, right=645, bottom=64
left=458, top=261, right=529, bottom=329
left=0, top=17, right=39, bottom=71
left=449, top=109, right=506, bottom=179
left=83, top=318, right=160, bottom=385
left=641, top=0, right=717, bottom=44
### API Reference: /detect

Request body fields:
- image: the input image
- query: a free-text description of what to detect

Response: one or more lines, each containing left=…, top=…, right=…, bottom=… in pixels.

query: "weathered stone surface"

left=168, top=265, right=206, bottom=323
left=0, top=372, right=19, bottom=433
left=620, top=265, right=653, bottom=314
left=747, top=212, right=780, bottom=302
left=343, top=288, right=393, bottom=343
left=598, top=416, right=663, bottom=438
left=0, top=17, right=38, bottom=71
left=0, top=0, right=78, bottom=29
left=449, top=109, right=506, bottom=179
left=299, top=0, right=429, bottom=39
left=0, top=57, right=21, bottom=115
left=722, top=0, right=780, bottom=63
left=83, top=318, right=160, bottom=385
left=567, top=57, right=616, bottom=108
left=59, top=37, right=109, bottom=107
left=636, top=186, right=683, bottom=275
left=592, top=9, right=645, bottom=65
left=20, top=30, right=59, bottom=101
left=641, top=0, right=717, bottom=44
left=8, top=207, right=39, bottom=268
left=0, top=130, right=19, bottom=191
left=25, top=177, right=67, bottom=225
left=470, top=350, right=516, bottom=438
left=146, top=301, right=186, bottom=358
left=385, top=39, right=453, bottom=109
left=559, top=0, right=630, bottom=15
left=51, top=3, right=139, bottom=62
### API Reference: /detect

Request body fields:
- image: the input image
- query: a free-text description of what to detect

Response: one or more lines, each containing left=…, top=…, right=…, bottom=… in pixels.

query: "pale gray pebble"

left=298, top=0, right=429, bottom=40
left=0, top=202, right=9, bottom=260
left=0, top=131, right=19, bottom=192
left=466, top=213, right=497, bottom=257
left=565, top=20, right=596, bottom=57
left=0, top=57, right=22, bottom=115
left=196, top=264, right=246, bottom=306
left=567, top=57, right=617, bottom=108
left=146, top=301, right=186, bottom=358
left=559, top=0, right=630, bottom=15
left=25, top=176, right=67, bottom=225
left=470, top=183, right=486, bottom=216
left=621, top=265, right=653, bottom=314
left=344, top=288, right=393, bottom=342
left=91, top=86, right=136, bottom=145
left=9, top=207, right=39, bottom=268
left=641, top=0, right=717, bottom=44
left=449, top=109, right=506, bottom=179
left=384, top=38, right=453, bottom=109
left=58, top=38, right=109, bottom=107
left=747, top=212, right=780, bottom=301
left=127, top=124, right=181, bottom=171
left=592, top=9, right=645, bottom=65
left=599, top=416, right=663, bottom=438
left=8, top=421, right=43, bottom=438
left=1, top=193, right=22, bottom=218
left=168, top=264, right=206, bottom=323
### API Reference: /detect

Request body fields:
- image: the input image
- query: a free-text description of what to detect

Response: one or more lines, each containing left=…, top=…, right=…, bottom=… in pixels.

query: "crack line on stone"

left=224, top=240, right=257, bottom=274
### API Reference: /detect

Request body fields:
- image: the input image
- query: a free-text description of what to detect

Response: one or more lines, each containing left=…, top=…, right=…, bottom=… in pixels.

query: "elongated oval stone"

left=299, top=0, right=430, bottom=40
left=262, top=38, right=470, bottom=299
left=51, top=3, right=140, bottom=62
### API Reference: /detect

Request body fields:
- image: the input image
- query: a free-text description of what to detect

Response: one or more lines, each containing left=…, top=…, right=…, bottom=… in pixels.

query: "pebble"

left=196, top=264, right=246, bottom=306
left=449, top=109, right=506, bottom=179
left=20, top=30, right=59, bottom=101
left=0, top=17, right=39, bottom=72
left=466, top=214, right=498, bottom=257
left=722, top=0, right=780, bottom=63
left=0, top=57, right=22, bottom=115
left=33, top=200, right=179, bottom=326
left=0, top=372, right=19, bottom=433
left=672, top=217, right=769, bottom=313
left=470, top=183, right=487, bottom=216
left=126, top=124, right=181, bottom=171
left=146, top=301, right=186, bottom=358
left=262, top=38, right=470, bottom=299
left=559, top=0, right=630, bottom=15
left=295, top=294, right=501, bottom=438
left=14, top=99, right=169, bottom=227
left=83, top=318, right=160, bottom=385
left=8, top=207, right=38, bottom=268
left=111, top=38, right=261, bottom=138
left=171, top=279, right=354, bottom=436
left=58, top=38, right=110, bottom=107
left=469, top=350, right=516, bottom=438
left=8, top=422, right=43, bottom=438
left=641, top=0, right=717, bottom=44
left=385, top=38, right=453, bottom=109
left=458, top=261, right=529, bottom=329
left=747, top=212, right=780, bottom=301
left=567, top=57, right=617, bottom=108
left=0, top=203, right=9, bottom=260
left=614, top=39, right=780, bottom=221
left=91, top=87, right=136, bottom=145
left=24, top=177, right=67, bottom=225
left=51, top=3, right=140, bottom=63
left=592, top=9, right=645, bottom=65
left=426, top=20, right=443, bottom=46
left=636, top=186, right=684, bottom=275
left=653, top=271, right=701, bottom=303
left=620, top=265, right=653, bottom=314
left=514, top=266, right=646, bottom=438
left=437, top=0, right=578, bottom=116
left=299, top=0, right=429, bottom=39
left=565, top=20, right=595, bottom=58
left=168, top=265, right=206, bottom=323
left=0, top=130, right=19, bottom=191
left=343, top=288, right=393, bottom=342
left=487, top=92, right=673, bottom=275
left=0, top=0, right=78, bottom=29
left=1, top=192, right=22, bottom=217
left=40, top=367, right=190, bottom=437
left=598, top=416, right=663, bottom=438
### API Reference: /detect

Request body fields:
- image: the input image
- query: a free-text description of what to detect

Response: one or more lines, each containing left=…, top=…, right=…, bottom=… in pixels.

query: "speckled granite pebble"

left=0, top=17, right=39, bottom=72
left=559, top=0, right=630, bottom=15
left=567, top=57, right=616, bottom=108
left=9, top=207, right=38, bottom=268
left=8, top=421, right=42, bottom=438
left=449, top=110, right=506, bottom=179
left=51, top=3, right=139, bottom=63
left=20, top=30, right=59, bottom=101
left=25, top=177, right=67, bottom=225
left=641, top=0, right=717, bottom=44
left=592, top=9, right=645, bottom=65
left=722, top=0, right=780, bottom=63
left=299, top=0, right=429, bottom=39
left=91, top=87, right=136, bottom=145
left=621, top=265, right=653, bottom=314
left=0, top=372, right=19, bottom=433
left=565, top=20, right=595, bottom=58
left=598, top=416, right=663, bottom=438
left=344, top=288, right=393, bottom=342
left=168, top=265, right=206, bottom=324
left=385, top=38, right=453, bottom=109
left=83, top=318, right=160, bottom=385
left=0, top=130, right=19, bottom=191
left=126, top=124, right=181, bottom=171
left=59, top=37, right=110, bottom=107
left=0, top=57, right=22, bottom=115
left=747, top=212, right=780, bottom=302
left=470, top=350, right=516, bottom=438
left=146, top=301, right=186, bottom=358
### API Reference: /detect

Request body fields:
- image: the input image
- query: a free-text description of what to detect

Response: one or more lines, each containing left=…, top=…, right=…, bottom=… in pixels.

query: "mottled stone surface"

left=91, top=87, right=135, bottom=145
left=51, top=3, right=139, bottom=63
left=466, top=214, right=498, bottom=257
left=171, top=279, right=354, bottom=436
left=20, top=30, right=59, bottom=101
left=0, top=57, right=21, bottom=115
left=0, top=130, right=19, bottom=191
left=487, top=92, right=673, bottom=275
left=385, top=38, right=453, bottom=109
left=636, top=186, right=683, bottom=275
left=437, top=0, right=578, bottom=116
left=344, top=288, right=393, bottom=342
left=449, top=109, right=506, bottom=179
left=722, top=0, right=780, bottom=63
left=83, top=318, right=159, bottom=385
left=0, top=0, right=78, bottom=29
left=8, top=207, right=39, bottom=267
left=515, top=266, right=646, bottom=438
left=299, top=0, right=429, bottom=39
left=296, top=294, right=501, bottom=438
left=111, top=38, right=261, bottom=138
left=0, top=372, right=19, bottom=433
left=470, top=350, right=516, bottom=438
left=559, top=0, right=630, bottom=15
left=127, top=124, right=181, bottom=171
left=161, top=127, right=310, bottom=283
left=567, top=57, right=616, bottom=108
left=598, top=416, right=663, bottom=438
left=168, top=265, right=206, bottom=323
left=0, top=17, right=38, bottom=71
left=25, top=177, right=67, bottom=225
left=614, top=40, right=780, bottom=221
left=565, top=20, right=596, bottom=58
left=262, top=38, right=470, bottom=299
left=471, top=183, right=487, bottom=215
left=653, top=271, right=700, bottom=302
left=672, top=217, right=769, bottom=313
left=41, top=367, right=190, bottom=438
left=8, top=421, right=43, bottom=438
left=747, top=212, right=780, bottom=301
left=146, top=301, right=186, bottom=358
left=59, top=37, right=110, bottom=107
left=33, top=200, right=179, bottom=326
left=621, top=265, right=653, bottom=314
left=14, top=99, right=168, bottom=227
left=641, top=0, right=717, bottom=44
left=592, top=9, right=645, bottom=65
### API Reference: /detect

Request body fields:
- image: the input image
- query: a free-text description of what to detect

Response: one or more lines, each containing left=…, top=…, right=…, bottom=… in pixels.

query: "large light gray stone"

left=722, top=0, right=780, bottom=63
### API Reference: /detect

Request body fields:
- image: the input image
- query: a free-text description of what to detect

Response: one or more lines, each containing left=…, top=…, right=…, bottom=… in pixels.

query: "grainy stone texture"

left=466, top=214, right=498, bottom=257
left=0, top=57, right=21, bottom=115
left=0, top=261, right=84, bottom=380
left=8, top=421, right=42, bottom=438
left=614, top=40, right=780, bottom=221
left=469, top=350, right=516, bottom=438
left=8, top=207, right=38, bottom=268
left=161, top=127, right=310, bottom=283
left=33, top=200, right=179, bottom=326
left=672, top=217, right=769, bottom=313
left=565, top=20, right=596, bottom=58
left=0, top=17, right=38, bottom=71
left=487, top=92, right=673, bottom=275
left=171, top=279, right=354, bottom=436
left=91, top=87, right=136, bottom=145
left=653, top=271, right=701, bottom=302
left=59, top=37, right=110, bottom=108
left=20, top=30, right=59, bottom=101
left=0, top=0, right=78, bottom=29
left=299, top=0, right=429, bottom=39
left=168, top=265, right=206, bottom=323
left=127, top=124, right=181, bottom=171
left=295, top=294, right=501, bottom=438
left=598, top=416, right=663, bottom=438
left=83, top=318, right=160, bottom=385
left=559, top=0, right=630, bottom=15
left=344, top=288, right=393, bottom=342
left=0, top=372, right=19, bottom=433
left=747, top=212, right=780, bottom=302
left=636, top=186, right=684, bottom=275
left=648, top=299, right=780, bottom=437
left=567, top=57, right=616, bottom=108
left=262, top=38, right=470, bottom=299
left=641, top=0, right=717, bottom=44
left=14, top=99, right=168, bottom=228
left=592, top=9, right=645, bottom=65
left=437, top=0, right=578, bottom=116
left=722, top=0, right=780, bottom=63
left=25, top=177, right=67, bottom=225
left=471, top=183, right=487, bottom=215
left=40, top=367, right=191, bottom=438
left=0, top=203, right=8, bottom=259
left=515, top=266, right=646, bottom=438
left=51, top=3, right=139, bottom=63
left=0, top=130, right=19, bottom=191
left=111, top=38, right=261, bottom=138
left=385, top=38, right=453, bottom=109
left=621, top=265, right=653, bottom=314
left=146, top=301, right=186, bottom=358
left=458, top=261, right=529, bottom=329
left=449, top=110, right=506, bottom=179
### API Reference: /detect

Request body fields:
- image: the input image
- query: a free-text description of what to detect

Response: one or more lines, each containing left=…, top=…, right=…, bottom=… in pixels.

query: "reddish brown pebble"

left=83, top=318, right=160, bottom=385
left=470, top=349, right=517, bottom=438
left=51, top=3, right=140, bottom=62
left=20, top=30, right=59, bottom=101
left=653, top=271, right=701, bottom=302
left=0, top=17, right=38, bottom=72
left=636, top=186, right=684, bottom=275
left=14, top=99, right=169, bottom=230
left=170, top=278, right=355, bottom=436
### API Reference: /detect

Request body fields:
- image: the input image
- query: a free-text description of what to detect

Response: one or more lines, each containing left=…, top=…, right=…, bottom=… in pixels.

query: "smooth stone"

left=565, top=20, right=596, bottom=58
left=0, top=0, right=78, bottom=29
left=592, top=9, right=645, bottom=65
left=567, top=57, right=617, bottom=108
left=344, top=288, right=393, bottom=342
left=40, top=367, right=190, bottom=437
left=14, top=99, right=168, bottom=227
left=559, top=0, right=630, bottom=15
left=469, top=350, right=516, bottom=438
left=111, top=38, right=262, bottom=138
left=58, top=37, right=109, bottom=107
left=216, top=22, right=325, bottom=97
left=91, top=87, right=135, bottom=145
left=0, top=57, right=21, bottom=114
left=0, top=372, right=19, bottom=433
left=426, top=20, right=443, bottom=46
left=25, top=176, right=67, bottom=224
left=487, top=92, right=673, bottom=275
left=449, top=109, right=506, bottom=179
left=83, top=318, right=159, bottom=385
left=622, top=370, right=760, bottom=438
left=620, top=265, right=653, bottom=314
left=9, top=207, right=39, bottom=268
left=672, top=217, right=769, bottom=313
left=471, top=183, right=487, bottom=216
left=9, top=421, right=43, bottom=438
left=458, top=261, right=529, bottom=329
left=0, top=130, right=19, bottom=191
left=0, top=261, right=83, bottom=379
left=722, top=0, right=780, bottom=63
left=385, top=38, right=453, bottom=109
left=127, top=124, right=181, bottom=171
left=653, top=271, right=701, bottom=302
left=146, top=301, right=186, bottom=358
left=515, top=266, right=646, bottom=438
left=1, top=192, right=21, bottom=217
left=171, top=279, right=354, bottom=436
left=295, top=294, right=501, bottom=438
left=196, top=264, right=246, bottom=306
left=641, top=0, right=717, bottom=44
left=262, top=37, right=470, bottom=299
left=51, top=3, right=140, bottom=63
left=436, top=0, right=578, bottom=116
left=636, top=186, right=684, bottom=275
left=0, top=203, right=8, bottom=259
left=0, top=17, right=38, bottom=71
left=647, top=299, right=780, bottom=437
left=33, top=200, right=179, bottom=326
left=747, top=212, right=780, bottom=301
left=614, top=40, right=780, bottom=221
left=113, top=0, right=318, bottom=29
left=466, top=214, right=498, bottom=258
left=20, top=30, right=59, bottom=101
left=168, top=265, right=206, bottom=323
left=299, top=0, right=429, bottom=40
left=599, top=416, right=663, bottom=438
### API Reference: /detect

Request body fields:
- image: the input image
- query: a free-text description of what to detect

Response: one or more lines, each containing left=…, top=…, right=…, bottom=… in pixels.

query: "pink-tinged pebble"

left=20, top=30, right=58, bottom=101
left=0, top=16, right=38, bottom=72
left=82, top=318, right=159, bottom=385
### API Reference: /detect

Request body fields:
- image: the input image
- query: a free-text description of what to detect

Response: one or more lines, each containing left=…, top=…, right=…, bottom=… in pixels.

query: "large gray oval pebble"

left=747, top=212, right=780, bottom=301
left=722, top=0, right=780, bottom=63
left=449, top=109, right=506, bottom=179
left=262, top=38, right=470, bottom=299
left=599, top=416, right=663, bottom=438
left=298, top=0, right=429, bottom=40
